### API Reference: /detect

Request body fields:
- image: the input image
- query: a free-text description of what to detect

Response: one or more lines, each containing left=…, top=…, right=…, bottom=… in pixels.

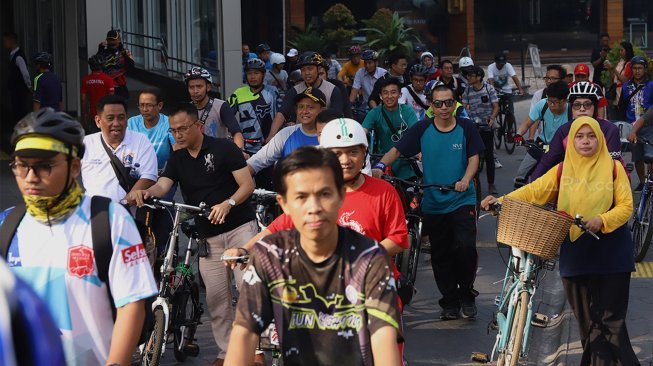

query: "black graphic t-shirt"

left=235, top=227, right=402, bottom=366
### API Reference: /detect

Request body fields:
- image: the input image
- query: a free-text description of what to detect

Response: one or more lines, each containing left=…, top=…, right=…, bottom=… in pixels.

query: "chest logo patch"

left=121, top=243, right=148, bottom=266
left=68, top=245, right=95, bottom=278
left=204, top=153, right=215, bottom=172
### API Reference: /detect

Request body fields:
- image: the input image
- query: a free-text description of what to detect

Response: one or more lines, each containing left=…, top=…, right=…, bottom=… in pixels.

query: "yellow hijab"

left=558, top=117, right=614, bottom=241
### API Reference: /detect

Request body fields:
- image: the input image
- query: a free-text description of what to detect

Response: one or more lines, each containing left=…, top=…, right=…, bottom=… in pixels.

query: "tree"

left=322, top=3, right=357, bottom=53
left=361, top=10, right=420, bottom=62
left=288, top=24, right=327, bottom=54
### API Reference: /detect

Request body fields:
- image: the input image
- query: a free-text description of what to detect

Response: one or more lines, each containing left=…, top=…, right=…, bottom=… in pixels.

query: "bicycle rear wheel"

left=635, top=191, right=653, bottom=262
left=142, top=306, right=165, bottom=366
left=494, top=115, right=504, bottom=149
left=498, top=291, right=529, bottom=366
left=406, top=222, right=422, bottom=284
left=173, top=281, right=201, bottom=362
left=503, top=113, right=517, bottom=154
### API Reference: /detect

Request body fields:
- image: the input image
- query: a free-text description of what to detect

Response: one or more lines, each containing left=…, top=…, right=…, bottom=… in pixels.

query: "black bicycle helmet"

left=288, top=69, right=302, bottom=87
left=33, top=52, right=53, bottom=68
left=494, top=52, right=507, bottom=64
left=631, top=55, right=648, bottom=68
left=245, top=58, right=266, bottom=72
left=568, top=81, right=599, bottom=103
left=12, top=108, right=85, bottom=157
left=361, top=49, right=379, bottom=61
left=296, top=51, right=324, bottom=68
left=183, top=66, right=212, bottom=84
left=410, top=64, right=429, bottom=77
left=256, top=43, right=271, bottom=54
left=88, top=54, right=105, bottom=69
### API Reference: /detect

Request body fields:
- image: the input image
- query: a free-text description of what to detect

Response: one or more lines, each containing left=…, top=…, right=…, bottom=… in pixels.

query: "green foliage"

left=600, top=42, right=651, bottom=86
left=288, top=24, right=327, bottom=54
left=361, top=10, right=420, bottom=62
left=322, top=4, right=357, bottom=50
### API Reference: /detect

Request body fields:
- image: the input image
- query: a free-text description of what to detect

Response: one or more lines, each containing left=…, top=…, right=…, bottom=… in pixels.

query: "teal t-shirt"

left=528, top=99, right=569, bottom=144
left=363, top=104, right=418, bottom=179
left=127, top=114, right=175, bottom=170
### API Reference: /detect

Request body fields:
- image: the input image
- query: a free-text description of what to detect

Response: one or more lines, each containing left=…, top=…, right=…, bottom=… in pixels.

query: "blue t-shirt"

left=394, top=117, right=485, bottom=214
left=281, top=127, right=318, bottom=158
left=33, top=71, right=62, bottom=111
left=528, top=99, right=569, bottom=144
left=127, top=114, right=175, bottom=170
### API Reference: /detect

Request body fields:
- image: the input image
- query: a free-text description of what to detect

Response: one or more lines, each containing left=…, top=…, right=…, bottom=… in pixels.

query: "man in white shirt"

left=487, top=53, right=525, bottom=95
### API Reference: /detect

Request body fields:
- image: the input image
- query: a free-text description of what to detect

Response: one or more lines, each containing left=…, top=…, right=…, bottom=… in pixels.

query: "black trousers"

left=423, top=205, right=478, bottom=309
left=562, top=273, right=640, bottom=366
left=479, top=129, right=495, bottom=185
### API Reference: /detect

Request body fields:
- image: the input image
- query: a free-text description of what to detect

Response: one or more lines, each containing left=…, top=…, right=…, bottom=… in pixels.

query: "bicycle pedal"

left=183, top=343, right=200, bottom=357
left=470, top=352, right=490, bottom=363
left=531, top=313, right=549, bottom=328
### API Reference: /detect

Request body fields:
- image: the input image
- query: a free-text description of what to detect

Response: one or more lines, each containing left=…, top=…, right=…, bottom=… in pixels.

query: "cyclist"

left=399, top=64, right=430, bottom=120
left=627, top=104, right=653, bottom=143
left=435, top=59, right=465, bottom=101
left=420, top=51, right=440, bottom=81
left=96, top=29, right=134, bottom=98
left=481, top=117, right=638, bottom=366
left=568, top=63, right=608, bottom=119
left=130, top=103, right=257, bottom=366
left=318, top=56, right=354, bottom=118
left=462, top=66, right=500, bottom=194
left=513, top=80, right=570, bottom=184
left=368, top=52, right=408, bottom=108
left=247, top=87, right=325, bottom=177
left=362, top=78, right=419, bottom=179
left=184, top=67, right=245, bottom=148
left=531, top=81, right=624, bottom=181
left=487, top=52, right=525, bottom=97
left=373, top=84, right=485, bottom=320
left=337, top=45, right=363, bottom=88
left=229, top=58, right=280, bottom=153
left=457, top=56, right=475, bottom=90
left=349, top=49, right=387, bottom=110
left=0, top=109, right=157, bottom=365
left=265, top=53, right=288, bottom=91
left=267, top=51, right=344, bottom=142
left=530, top=64, right=566, bottom=110
left=80, top=54, right=115, bottom=132
left=255, top=43, right=273, bottom=70
left=32, top=52, right=62, bottom=112
left=225, top=146, right=402, bottom=366
left=285, top=48, right=299, bottom=73
left=424, top=80, right=470, bottom=120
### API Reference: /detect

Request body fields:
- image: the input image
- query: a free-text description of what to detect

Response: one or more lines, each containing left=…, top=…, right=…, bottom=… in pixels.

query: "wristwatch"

left=227, top=198, right=236, bottom=207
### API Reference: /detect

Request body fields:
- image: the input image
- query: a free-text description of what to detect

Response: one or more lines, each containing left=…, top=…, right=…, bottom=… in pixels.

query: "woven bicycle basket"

left=496, top=197, right=573, bottom=259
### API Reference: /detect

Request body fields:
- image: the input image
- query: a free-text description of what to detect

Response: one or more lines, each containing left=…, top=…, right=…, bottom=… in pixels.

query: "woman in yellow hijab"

left=482, top=116, right=639, bottom=365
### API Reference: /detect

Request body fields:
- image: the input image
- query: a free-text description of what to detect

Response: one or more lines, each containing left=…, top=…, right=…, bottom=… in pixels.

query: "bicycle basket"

left=496, top=197, right=573, bottom=259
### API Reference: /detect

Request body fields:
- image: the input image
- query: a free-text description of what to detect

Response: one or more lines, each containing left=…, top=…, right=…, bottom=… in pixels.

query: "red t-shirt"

left=267, top=175, right=408, bottom=279
left=80, top=71, right=115, bottom=116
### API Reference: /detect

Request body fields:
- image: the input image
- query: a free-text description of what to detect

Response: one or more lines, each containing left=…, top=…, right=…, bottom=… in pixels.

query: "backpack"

left=0, top=195, right=116, bottom=319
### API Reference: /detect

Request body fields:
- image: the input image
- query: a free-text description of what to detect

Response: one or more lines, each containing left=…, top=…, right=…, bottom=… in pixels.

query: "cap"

left=495, top=53, right=507, bottom=63
left=287, top=48, right=298, bottom=57
left=574, top=63, right=590, bottom=76
left=294, top=87, right=327, bottom=107
left=106, top=30, right=120, bottom=40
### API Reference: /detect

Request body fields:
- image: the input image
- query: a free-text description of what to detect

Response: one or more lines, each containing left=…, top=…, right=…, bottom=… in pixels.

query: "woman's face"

left=619, top=47, right=625, bottom=58
left=573, top=124, right=599, bottom=157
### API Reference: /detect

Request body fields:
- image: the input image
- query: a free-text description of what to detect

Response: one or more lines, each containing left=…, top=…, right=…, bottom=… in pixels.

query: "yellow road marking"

left=632, top=261, right=653, bottom=278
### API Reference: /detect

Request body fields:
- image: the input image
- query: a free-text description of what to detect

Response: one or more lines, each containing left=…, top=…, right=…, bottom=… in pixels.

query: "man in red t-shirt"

left=80, top=54, right=115, bottom=131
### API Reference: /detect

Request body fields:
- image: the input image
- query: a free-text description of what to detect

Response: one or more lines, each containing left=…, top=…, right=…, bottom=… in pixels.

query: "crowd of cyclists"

left=1, top=28, right=651, bottom=366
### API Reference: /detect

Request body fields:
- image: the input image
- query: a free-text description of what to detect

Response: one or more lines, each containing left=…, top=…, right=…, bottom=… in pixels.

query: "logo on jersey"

left=68, top=245, right=95, bottom=278
left=204, top=153, right=215, bottom=172
left=122, top=153, right=134, bottom=167
left=7, top=242, right=21, bottom=267
left=338, top=211, right=365, bottom=235
left=121, top=243, right=147, bottom=266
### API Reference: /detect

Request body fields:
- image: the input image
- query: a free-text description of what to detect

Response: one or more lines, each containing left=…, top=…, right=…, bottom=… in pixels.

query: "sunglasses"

left=432, top=99, right=455, bottom=108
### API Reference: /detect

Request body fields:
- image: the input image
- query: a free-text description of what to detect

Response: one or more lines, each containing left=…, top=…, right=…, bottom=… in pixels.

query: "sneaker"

left=489, top=184, right=498, bottom=195
left=440, top=307, right=460, bottom=320
left=494, top=158, right=503, bottom=169
left=634, top=183, right=644, bottom=192
left=461, top=302, right=478, bottom=319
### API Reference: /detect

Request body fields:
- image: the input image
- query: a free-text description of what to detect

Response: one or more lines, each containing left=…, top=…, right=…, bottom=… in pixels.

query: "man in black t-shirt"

left=590, top=33, right=611, bottom=87
left=131, top=104, right=256, bottom=365
left=225, top=146, right=402, bottom=366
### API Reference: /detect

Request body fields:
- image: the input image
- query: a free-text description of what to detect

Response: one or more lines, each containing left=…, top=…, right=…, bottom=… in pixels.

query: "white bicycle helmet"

left=320, top=118, right=368, bottom=149
left=183, top=67, right=212, bottom=84
left=420, top=51, right=434, bottom=61
left=459, top=56, right=474, bottom=68
left=270, top=53, right=286, bottom=65
left=568, top=81, right=599, bottom=102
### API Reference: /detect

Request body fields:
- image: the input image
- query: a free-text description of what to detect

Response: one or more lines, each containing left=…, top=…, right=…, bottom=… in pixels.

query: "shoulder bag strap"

left=406, top=86, right=429, bottom=110
left=270, top=72, right=286, bottom=91
left=380, top=107, right=400, bottom=135
left=198, top=98, right=214, bottom=125
left=100, top=136, right=133, bottom=193
left=91, top=195, right=117, bottom=320
left=0, top=204, right=27, bottom=258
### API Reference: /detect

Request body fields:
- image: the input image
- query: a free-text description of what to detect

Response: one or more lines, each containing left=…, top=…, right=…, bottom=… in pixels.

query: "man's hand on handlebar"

left=222, top=248, right=249, bottom=270
left=513, top=134, right=524, bottom=145
left=480, top=195, right=499, bottom=211
left=128, top=190, right=152, bottom=207
left=371, top=168, right=383, bottom=178
left=208, top=201, right=232, bottom=225
left=627, top=132, right=638, bottom=144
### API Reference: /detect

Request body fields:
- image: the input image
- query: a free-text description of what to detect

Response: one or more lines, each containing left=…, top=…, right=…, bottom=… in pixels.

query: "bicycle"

left=494, top=89, right=520, bottom=155
left=513, top=140, right=547, bottom=190
left=472, top=199, right=598, bottom=366
left=251, top=188, right=281, bottom=230
left=381, top=174, right=456, bottom=298
left=631, top=137, right=653, bottom=262
left=140, top=198, right=209, bottom=365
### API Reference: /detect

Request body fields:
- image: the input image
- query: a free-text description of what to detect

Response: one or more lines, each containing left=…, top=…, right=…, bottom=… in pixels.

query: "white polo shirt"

left=81, top=130, right=158, bottom=202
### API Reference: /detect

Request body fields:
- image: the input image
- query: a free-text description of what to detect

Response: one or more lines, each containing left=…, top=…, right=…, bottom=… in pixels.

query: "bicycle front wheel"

left=406, top=222, right=422, bottom=285
left=503, top=113, right=517, bottom=154
left=142, top=306, right=166, bottom=366
left=501, top=291, right=529, bottom=366
left=173, top=281, right=201, bottom=362
left=635, top=190, right=653, bottom=262
left=494, top=115, right=504, bottom=149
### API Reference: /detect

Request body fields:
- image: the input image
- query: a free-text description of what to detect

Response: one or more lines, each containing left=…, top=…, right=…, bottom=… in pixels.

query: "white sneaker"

left=494, top=158, right=503, bottom=169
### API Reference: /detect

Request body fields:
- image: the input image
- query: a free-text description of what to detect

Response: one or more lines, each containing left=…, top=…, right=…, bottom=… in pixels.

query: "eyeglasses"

left=10, top=161, right=65, bottom=178
left=542, top=76, right=561, bottom=82
left=168, top=121, right=197, bottom=135
left=432, top=99, right=455, bottom=108
left=138, top=103, right=158, bottom=110
left=391, top=121, right=409, bottom=143
left=547, top=99, right=565, bottom=106
left=571, top=101, right=594, bottom=110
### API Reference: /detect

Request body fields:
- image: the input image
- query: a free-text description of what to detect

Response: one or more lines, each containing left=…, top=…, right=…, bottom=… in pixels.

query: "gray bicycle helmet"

left=631, top=55, right=648, bottom=68
left=183, top=66, right=212, bottom=84
left=33, top=52, right=53, bottom=68
left=12, top=108, right=85, bottom=158
left=410, top=64, right=429, bottom=77
left=245, top=58, right=266, bottom=72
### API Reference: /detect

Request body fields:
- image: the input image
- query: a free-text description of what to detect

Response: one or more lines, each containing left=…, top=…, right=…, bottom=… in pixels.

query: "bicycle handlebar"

left=143, top=198, right=209, bottom=216
left=381, top=175, right=456, bottom=192
left=253, top=188, right=278, bottom=197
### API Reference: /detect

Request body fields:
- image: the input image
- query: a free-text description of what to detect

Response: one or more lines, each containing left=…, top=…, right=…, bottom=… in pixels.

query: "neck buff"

left=23, top=182, right=83, bottom=225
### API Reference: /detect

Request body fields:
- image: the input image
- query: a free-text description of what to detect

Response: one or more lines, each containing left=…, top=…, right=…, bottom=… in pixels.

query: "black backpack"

left=0, top=196, right=117, bottom=319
